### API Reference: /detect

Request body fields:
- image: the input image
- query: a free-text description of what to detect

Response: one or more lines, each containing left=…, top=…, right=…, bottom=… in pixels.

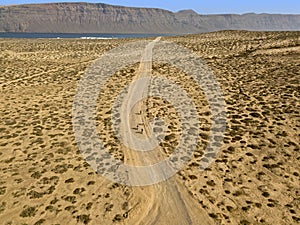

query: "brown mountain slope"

left=0, top=2, right=299, bottom=33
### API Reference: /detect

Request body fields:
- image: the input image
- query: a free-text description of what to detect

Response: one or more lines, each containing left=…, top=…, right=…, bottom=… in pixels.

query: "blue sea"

left=0, top=32, right=174, bottom=39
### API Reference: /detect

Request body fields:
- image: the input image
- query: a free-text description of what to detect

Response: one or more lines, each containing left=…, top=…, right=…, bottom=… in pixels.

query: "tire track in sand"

left=120, top=37, right=214, bottom=225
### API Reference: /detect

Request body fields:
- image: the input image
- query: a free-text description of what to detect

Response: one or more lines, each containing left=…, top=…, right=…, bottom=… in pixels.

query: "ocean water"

left=0, top=33, right=174, bottom=39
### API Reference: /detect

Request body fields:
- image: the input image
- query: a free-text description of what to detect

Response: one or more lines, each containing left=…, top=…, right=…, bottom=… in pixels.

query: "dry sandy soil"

left=0, top=31, right=299, bottom=225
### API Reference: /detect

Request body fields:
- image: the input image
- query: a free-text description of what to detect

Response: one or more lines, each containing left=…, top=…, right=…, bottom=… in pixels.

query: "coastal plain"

left=0, top=31, right=299, bottom=225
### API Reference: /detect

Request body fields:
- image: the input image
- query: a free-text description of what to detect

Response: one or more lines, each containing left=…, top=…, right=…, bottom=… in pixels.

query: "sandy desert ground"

left=0, top=31, right=299, bottom=225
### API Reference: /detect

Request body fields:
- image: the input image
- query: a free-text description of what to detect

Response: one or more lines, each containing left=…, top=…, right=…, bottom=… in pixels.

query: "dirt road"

left=119, top=37, right=214, bottom=225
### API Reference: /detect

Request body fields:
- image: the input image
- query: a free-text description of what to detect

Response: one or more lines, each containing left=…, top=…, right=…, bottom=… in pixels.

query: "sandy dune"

left=0, top=31, right=299, bottom=225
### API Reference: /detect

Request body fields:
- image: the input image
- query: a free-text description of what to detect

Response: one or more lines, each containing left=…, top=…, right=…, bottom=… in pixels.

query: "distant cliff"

left=0, top=3, right=299, bottom=33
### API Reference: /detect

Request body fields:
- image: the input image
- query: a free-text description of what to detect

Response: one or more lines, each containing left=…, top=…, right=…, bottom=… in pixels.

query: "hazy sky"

left=1, top=0, right=299, bottom=14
